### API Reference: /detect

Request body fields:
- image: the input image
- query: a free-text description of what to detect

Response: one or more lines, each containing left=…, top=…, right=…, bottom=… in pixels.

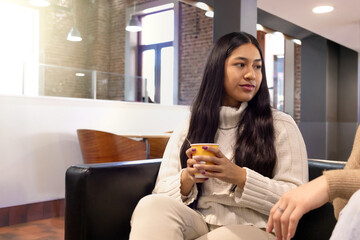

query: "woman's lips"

left=239, top=84, right=255, bottom=91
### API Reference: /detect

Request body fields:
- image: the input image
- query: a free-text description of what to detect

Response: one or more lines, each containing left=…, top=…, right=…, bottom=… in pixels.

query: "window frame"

left=138, top=41, right=173, bottom=103
left=124, top=0, right=179, bottom=104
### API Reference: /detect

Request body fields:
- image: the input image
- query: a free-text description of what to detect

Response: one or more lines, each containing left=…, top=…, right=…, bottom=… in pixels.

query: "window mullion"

left=154, top=45, right=162, bottom=103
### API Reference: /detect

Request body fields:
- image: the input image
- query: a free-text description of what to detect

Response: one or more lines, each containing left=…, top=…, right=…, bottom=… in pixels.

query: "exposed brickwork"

left=107, top=0, right=127, bottom=100
left=178, top=3, right=213, bottom=105
left=41, top=0, right=213, bottom=103
left=40, top=1, right=299, bottom=112
left=294, top=44, right=301, bottom=123
left=43, top=0, right=95, bottom=98
left=43, top=0, right=119, bottom=99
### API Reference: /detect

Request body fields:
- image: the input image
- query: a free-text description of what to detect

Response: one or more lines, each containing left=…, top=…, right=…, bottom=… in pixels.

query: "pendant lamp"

left=67, top=26, right=82, bottom=42
left=126, top=15, right=142, bottom=32
left=126, top=1, right=142, bottom=32
left=67, top=0, right=82, bottom=42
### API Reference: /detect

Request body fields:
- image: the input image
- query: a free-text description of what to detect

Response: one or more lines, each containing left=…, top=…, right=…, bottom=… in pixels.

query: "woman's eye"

left=235, top=63, right=245, bottom=67
left=254, top=65, right=262, bottom=69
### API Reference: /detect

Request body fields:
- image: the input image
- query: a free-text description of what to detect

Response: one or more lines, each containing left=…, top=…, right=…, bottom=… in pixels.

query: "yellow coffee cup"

left=191, top=143, right=219, bottom=178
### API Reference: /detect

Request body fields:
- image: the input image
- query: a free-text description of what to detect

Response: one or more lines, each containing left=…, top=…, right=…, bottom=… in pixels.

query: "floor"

left=0, top=217, right=64, bottom=240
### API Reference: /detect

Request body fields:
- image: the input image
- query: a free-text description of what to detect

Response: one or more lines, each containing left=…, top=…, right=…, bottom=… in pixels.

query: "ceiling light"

left=292, top=39, right=302, bottom=45
left=273, top=31, right=284, bottom=38
left=75, top=73, right=85, bottom=77
left=195, top=2, right=210, bottom=11
left=126, top=1, right=142, bottom=32
left=256, top=24, right=264, bottom=31
left=205, top=11, right=214, bottom=18
left=312, top=6, right=334, bottom=14
left=67, top=26, right=82, bottom=42
left=29, top=0, right=50, bottom=7
left=126, top=15, right=142, bottom=32
left=67, top=0, right=82, bottom=42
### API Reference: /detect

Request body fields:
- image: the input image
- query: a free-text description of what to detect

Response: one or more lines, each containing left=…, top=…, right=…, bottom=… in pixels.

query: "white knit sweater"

left=153, top=103, right=308, bottom=229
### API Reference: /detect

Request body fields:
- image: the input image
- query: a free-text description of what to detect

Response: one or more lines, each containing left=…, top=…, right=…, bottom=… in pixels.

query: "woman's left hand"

left=192, top=146, right=247, bottom=188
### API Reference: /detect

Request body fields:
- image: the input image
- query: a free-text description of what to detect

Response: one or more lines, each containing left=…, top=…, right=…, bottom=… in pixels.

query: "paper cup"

left=191, top=143, right=219, bottom=178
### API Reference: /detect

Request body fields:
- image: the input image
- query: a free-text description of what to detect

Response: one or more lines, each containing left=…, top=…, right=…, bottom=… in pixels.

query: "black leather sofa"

left=65, top=159, right=345, bottom=240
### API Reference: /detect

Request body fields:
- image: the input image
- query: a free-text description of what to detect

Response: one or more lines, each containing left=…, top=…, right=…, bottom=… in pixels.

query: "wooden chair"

left=148, top=137, right=170, bottom=159
left=147, top=130, right=172, bottom=159
left=76, top=129, right=147, bottom=164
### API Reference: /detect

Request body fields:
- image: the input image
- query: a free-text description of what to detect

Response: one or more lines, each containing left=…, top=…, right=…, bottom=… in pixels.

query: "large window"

left=259, top=28, right=301, bottom=118
left=138, top=8, right=174, bottom=104
left=0, top=2, right=39, bottom=96
left=265, top=32, right=285, bottom=111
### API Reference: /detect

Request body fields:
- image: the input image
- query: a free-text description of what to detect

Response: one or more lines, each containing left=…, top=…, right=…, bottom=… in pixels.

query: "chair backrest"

left=65, top=159, right=162, bottom=240
left=148, top=137, right=170, bottom=159
left=77, top=129, right=147, bottom=164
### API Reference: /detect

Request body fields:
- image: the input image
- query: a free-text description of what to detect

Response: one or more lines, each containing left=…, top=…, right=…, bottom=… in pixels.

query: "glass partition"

left=0, top=0, right=212, bottom=106
left=21, top=63, right=147, bottom=102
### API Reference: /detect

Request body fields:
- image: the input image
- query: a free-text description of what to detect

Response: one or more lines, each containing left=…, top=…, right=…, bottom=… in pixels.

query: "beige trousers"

left=129, top=194, right=276, bottom=240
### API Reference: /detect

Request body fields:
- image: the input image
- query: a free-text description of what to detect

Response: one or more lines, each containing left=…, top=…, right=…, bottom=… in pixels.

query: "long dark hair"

left=180, top=32, right=276, bottom=182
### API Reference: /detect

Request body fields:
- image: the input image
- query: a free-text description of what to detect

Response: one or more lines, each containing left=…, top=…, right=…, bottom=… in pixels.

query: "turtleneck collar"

left=219, top=102, right=248, bottom=129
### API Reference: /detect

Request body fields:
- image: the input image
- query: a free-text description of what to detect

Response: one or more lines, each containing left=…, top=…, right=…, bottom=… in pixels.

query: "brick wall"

left=294, top=44, right=301, bottom=123
left=40, top=0, right=300, bottom=113
left=43, top=0, right=120, bottom=99
left=40, top=0, right=213, bottom=103
left=43, top=0, right=92, bottom=98
left=178, top=3, right=213, bottom=105
left=107, top=0, right=127, bottom=100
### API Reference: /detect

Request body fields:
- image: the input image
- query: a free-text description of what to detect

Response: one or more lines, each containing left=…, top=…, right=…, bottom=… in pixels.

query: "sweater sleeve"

left=324, top=169, right=360, bottom=201
left=152, top=118, right=198, bottom=204
left=325, top=125, right=360, bottom=218
left=233, top=111, right=309, bottom=215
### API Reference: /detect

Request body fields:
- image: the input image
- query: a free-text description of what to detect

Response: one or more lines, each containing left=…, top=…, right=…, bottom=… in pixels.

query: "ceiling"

left=257, top=0, right=360, bottom=53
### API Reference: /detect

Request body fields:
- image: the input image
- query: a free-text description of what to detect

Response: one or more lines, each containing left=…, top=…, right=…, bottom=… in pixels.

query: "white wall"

left=0, top=95, right=189, bottom=208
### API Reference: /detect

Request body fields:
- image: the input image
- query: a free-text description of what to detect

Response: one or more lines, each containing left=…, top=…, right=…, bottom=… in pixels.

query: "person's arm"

left=234, top=113, right=308, bottom=215
left=266, top=169, right=360, bottom=240
left=267, top=125, right=360, bottom=240
left=331, top=125, right=360, bottom=218
left=266, top=175, right=329, bottom=240
left=325, top=169, right=360, bottom=219
left=195, top=111, right=309, bottom=216
left=152, top=119, right=191, bottom=200
left=324, top=169, right=360, bottom=201
left=152, top=118, right=202, bottom=204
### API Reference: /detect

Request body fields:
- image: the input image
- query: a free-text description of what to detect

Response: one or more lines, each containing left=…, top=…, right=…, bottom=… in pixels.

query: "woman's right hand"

left=267, top=175, right=330, bottom=240
left=180, top=147, right=208, bottom=196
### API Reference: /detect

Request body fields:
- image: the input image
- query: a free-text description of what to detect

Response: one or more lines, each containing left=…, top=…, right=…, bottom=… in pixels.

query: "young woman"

left=129, top=32, right=308, bottom=240
left=267, top=125, right=360, bottom=240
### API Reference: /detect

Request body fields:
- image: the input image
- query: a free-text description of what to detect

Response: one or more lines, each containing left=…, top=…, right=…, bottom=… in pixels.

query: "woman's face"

left=222, top=43, right=262, bottom=108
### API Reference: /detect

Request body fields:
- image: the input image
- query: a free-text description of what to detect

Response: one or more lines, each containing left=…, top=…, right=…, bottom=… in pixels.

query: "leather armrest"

left=308, top=159, right=346, bottom=180
left=65, top=159, right=161, bottom=240
left=65, top=158, right=346, bottom=240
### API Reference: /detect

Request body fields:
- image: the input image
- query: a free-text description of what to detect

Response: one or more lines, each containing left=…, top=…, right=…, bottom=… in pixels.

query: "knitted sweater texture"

left=153, top=104, right=308, bottom=229
left=323, top=125, right=360, bottom=219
